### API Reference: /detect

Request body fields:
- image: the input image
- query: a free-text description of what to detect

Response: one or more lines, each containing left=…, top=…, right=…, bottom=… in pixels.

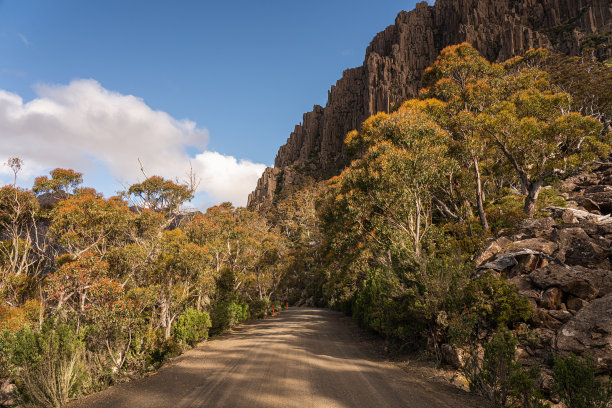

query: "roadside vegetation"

left=1, top=44, right=611, bottom=407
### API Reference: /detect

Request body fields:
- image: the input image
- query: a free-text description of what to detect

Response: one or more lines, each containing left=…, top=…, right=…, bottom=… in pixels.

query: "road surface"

left=71, top=308, right=484, bottom=408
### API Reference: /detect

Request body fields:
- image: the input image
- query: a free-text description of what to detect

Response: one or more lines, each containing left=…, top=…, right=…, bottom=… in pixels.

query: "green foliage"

left=462, top=272, right=533, bottom=330
left=124, top=175, right=194, bottom=215
left=352, top=269, right=412, bottom=339
left=552, top=353, right=612, bottom=408
left=248, top=298, right=271, bottom=319
left=486, top=193, right=526, bottom=233
left=211, top=301, right=248, bottom=333
left=172, top=308, right=212, bottom=346
left=464, top=331, right=547, bottom=408
left=12, top=321, right=85, bottom=408
left=0, top=329, right=15, bottom=380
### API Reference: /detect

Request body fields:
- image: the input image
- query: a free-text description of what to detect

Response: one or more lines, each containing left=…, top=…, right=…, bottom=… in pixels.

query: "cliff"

left=248, top=0, right=612, bottom=209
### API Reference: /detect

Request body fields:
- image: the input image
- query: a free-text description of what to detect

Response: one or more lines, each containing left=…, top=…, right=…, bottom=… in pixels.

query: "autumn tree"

left=492, top=50, right=610, bottom=215
left=32, top=168, right=83, bottom=196
left=0, top=186, right=50, bottom=305
left=421, top=43, right=610, bottom=217
left=318, top=102, right=456, bottom=317
left=44, top=252, right=109, bottom=329
left=420, top=43, right=506, bottom=232
left=50, top=191, right=135, bottom=257
left=144, top=229, right=207, bottom=339
left=123, top=175, right=196, bottom=230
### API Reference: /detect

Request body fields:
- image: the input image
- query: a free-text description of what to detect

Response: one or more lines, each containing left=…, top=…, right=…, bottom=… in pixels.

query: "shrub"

left=147, top=336, right=182, bottom=366
left=12, top=322, right=85, bottom=408
left=552, top=353, right=612, bottom=408
left=210, top=301, right=248, bottom=333
left=463, top=272, right=534, bottom=330
left=486, top=194, right=526, bottom=233
left=464, top=330, right=547, bottom=408
left=352, top=268, right=429, bottom=345
left=172, top=308, right=211, bottom=346
left=0, top=330, right=15, bottom=380
left=249, top=298, right=271, bottom=319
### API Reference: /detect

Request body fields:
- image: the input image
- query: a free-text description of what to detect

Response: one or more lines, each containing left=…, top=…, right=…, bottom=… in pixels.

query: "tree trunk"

left=473, top=157, right=489, bottom=233
left=524, top=179, right=543, bottom=217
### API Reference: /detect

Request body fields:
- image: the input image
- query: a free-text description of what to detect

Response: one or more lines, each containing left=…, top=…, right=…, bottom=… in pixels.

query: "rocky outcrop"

left=248, top=0, right=612, bottom=209
left=467, top=160, right=612, bottom=374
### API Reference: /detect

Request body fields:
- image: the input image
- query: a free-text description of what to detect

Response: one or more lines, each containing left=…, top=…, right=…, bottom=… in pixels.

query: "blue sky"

left=0, top=0, right=427, bottom=208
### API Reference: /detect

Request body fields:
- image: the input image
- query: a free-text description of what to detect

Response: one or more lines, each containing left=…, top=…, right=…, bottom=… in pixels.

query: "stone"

left=474, top=237, right=512, bottom=266
left=540, top=287, right=563, bottom=310
left=530, top=265, right=599, bottom=300
left=566, top=295, right=589, bottom=311
left=441, top=344, right=465, bottom=368
left=534, top=308, right=564, bottom=330
left=552, top=227, right=610, bottom=267
left=0, top=380, right=14, bottom=407
left=502, top=238, right=558, bottom=256
left=548, top=309, right=573, bottom=322
left=555, top=293, right=612, bottom=371
left=479, top=254, right=517, bottom=272
left=571, top=265, right=612, bottom=296
left=561, top=209, right=578, bottom=224
left=516, top=217, right=555, bottom=238
left=479, top=249, right=553, bottom=274
left=535, top=328, right=556, bottom=347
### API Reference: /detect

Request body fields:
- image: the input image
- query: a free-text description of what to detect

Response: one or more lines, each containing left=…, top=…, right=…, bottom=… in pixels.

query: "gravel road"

left=70, top=308, right=485, bottom=408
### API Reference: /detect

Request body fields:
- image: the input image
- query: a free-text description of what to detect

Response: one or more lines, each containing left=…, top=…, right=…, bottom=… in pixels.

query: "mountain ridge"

left=247, top=0, right=612, bottom=209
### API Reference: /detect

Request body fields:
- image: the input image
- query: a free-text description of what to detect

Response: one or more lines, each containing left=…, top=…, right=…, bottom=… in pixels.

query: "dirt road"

left=71, top=308, right=485, bottom=408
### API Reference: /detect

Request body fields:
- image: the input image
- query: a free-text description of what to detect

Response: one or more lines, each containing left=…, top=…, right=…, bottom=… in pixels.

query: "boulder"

left=548, top=309, right=572, bottom=323
left=561, top=209, right=578, bottom=224
left=502, top=238, right=558, bottom=256
left=441, top=344, right=466, bottom=369
left=530, top=265, right=599, bottom=300
left=516, top=217, right=555, bottom=238
left=534, top=308, right=564, bottom=330
left=479, top=249, right=553, bottom=274
left=571, top=266, right=612, bottom=296
left=540, top=287, right=562, bottom=310
left=552, top=227, right=610, bottom=268
left=555, top=294, right=612, bottom=371
left=534, top=328, right=556, bottom=347
left=474, top=237, right=512, bottom=267
left=566, top=296, right=589, bottom=312
left=590, top=190, right=612, bottom=214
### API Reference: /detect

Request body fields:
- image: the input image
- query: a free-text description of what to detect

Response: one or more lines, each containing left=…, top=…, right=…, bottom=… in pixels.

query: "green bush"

left=210, top=301, right=249, bottom=333
left=552, top=353, right=612, bottom=408
left=249, top=298, right=271, bottom=319
left=12, top=321, right=85, bottom=408
left=0, top=330, right=15, bottom=380
left=487, top=195, right=525, bottom=233
left=463, top=272, right=534, bottom=330
left=172, top=308, right=212, bottom=346
left=147, top=333, right=183, bottom=366
left=271, top=300, right=282, bottom=314
left=464, top=330, right=547, bottom=408
left=352, top=269, right=427, bottom=344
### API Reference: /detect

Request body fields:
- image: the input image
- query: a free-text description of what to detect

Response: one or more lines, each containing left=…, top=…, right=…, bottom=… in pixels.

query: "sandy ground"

left=69, top=308, right=486, bottom=408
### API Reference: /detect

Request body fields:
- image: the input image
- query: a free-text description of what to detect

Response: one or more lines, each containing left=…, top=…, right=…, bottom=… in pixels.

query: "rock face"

left=468, top=160, right=612, bottom=374
left=248, top=0, right=612, bottom=209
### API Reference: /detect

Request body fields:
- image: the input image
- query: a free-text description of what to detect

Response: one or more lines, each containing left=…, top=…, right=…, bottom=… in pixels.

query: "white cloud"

left=0, top=79, right=266, bottom=207
left=192, top=151, right=267, bottom=206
